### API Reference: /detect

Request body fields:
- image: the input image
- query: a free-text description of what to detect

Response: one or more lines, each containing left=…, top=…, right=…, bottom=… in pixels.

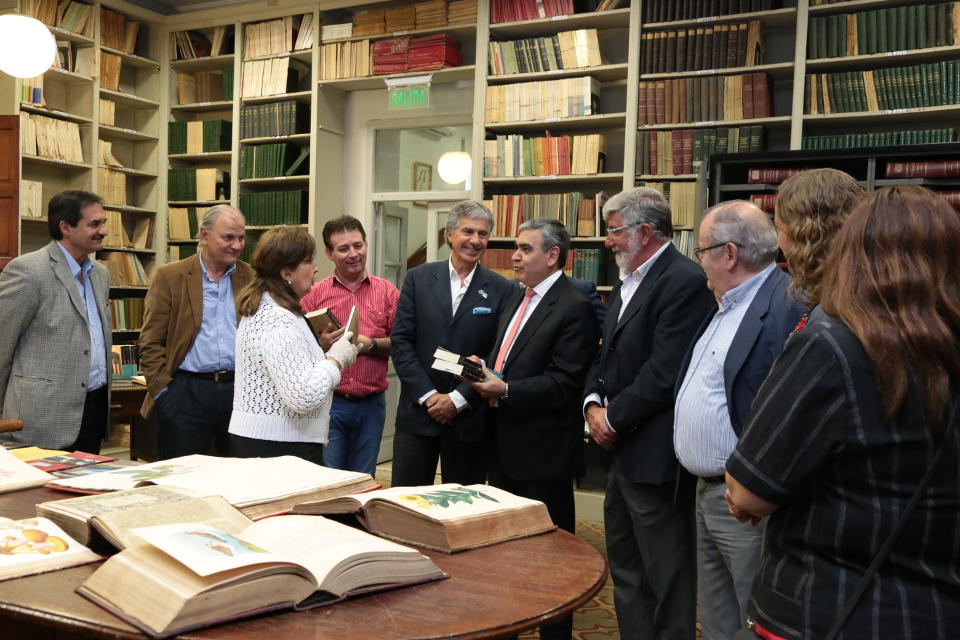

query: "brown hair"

left=776, top=168, right=866, bottom=306
left=321, top=215, right=366, bottom=250
left=237, top=226, right=316, bottom=317
left=820, top=185, right=960, bottom=434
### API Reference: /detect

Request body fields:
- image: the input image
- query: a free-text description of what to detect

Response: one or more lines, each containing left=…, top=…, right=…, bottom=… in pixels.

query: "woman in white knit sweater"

left=228, top=226, right=357, bottom=463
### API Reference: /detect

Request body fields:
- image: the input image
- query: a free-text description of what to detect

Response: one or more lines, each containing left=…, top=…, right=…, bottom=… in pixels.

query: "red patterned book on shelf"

left=747, top=167, right=804, bottom=184
left=885, top=160, right=960, bottom=179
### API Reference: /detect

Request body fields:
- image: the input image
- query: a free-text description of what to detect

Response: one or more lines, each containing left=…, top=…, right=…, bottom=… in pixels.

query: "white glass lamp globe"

left=0, top=15, right=56, bottom=79
left=437, top=151, right=472, bottom=185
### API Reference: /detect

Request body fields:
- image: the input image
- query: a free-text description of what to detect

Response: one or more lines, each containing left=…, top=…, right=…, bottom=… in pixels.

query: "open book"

left=0, top=446, right=55, bottom=493
left=292, top=484, right=555, bottom=552
left=77, top=516, right=446, bottom=638
left=45, top=455, right=379, bottom=519
left=37, top=485, right=253, bottom=550
left=431, top=347, right=485, bottom=382
left=0, top=517, right=100, bottom=581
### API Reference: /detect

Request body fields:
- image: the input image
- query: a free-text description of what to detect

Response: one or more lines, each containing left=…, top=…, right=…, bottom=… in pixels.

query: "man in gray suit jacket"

left=674, top=201, right=805, bottom=640
left=0, top=190, right=112, bottom=451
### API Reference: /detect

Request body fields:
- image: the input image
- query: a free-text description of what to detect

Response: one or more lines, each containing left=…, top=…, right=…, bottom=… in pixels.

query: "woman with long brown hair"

left=725, top=185, right=960, bottom=639
left=228, top=226, right=357, bottom=463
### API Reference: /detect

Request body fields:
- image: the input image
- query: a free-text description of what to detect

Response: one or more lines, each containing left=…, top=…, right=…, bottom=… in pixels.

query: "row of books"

left=886, top=159, right=960, bottom=178
left=750, top=189, right=960, bottom=212
left=109, top=297, right=144, bottom=330
left=640, top=21, right=763, bottom=75
left=244, top=14, right=311, bottom=59
left=52, top=42, right=96, bottom=76
left=636, top=126, right=765, bottom=176
left=20, top=180, right=44, bottom=218
left=23, top=0, right=93, bottom=35
left=351, top=0, right=476, bottom=35
left=483, top=133, right=606, bottom=177
left=319, top=40, right=371, bottom=80
left=168, top=120, right=232, bottom=155
left=804, top=61, right=960, bottom=114
left=802, top=128, right=957, bottom=150
left=170, top=244, right=198, bottom=261
left=808, top=3, right=960, bottom=60
left=238, top=190, right=308, bottom=226
left=110, top=344, right=139, bottom=379
left=20, top=75, right=43, bottom=106
left=168, top=207, right=200, bottom=240
left=486, top=192, right=602, bottom=238
left=104, top=214, right=153, bottom=251
left=638, top=181, right=697, bottom=228
left=99, top=98, right=116, bottom=126
left=481, top=248, right=579, bottom=281
left=485, top=76, right=600, bottom=123
left=490, top=0, right=573, bottom=24
left=487, top=29, right=602, bottom=76
left=98, top=168, right=126, bottom=207
left=642, top=0, right=782, bottom=23
left=239, top=58, right=307, bottom=98
left=672, top=229, right=694, bottom=258
left=100, top=7, right=139, bottom=55
left=100, top=251, right=149, bottom=287
left=176, top=70, right=232, bottom=105
left=171, top=26, right=233, bottom=60
left=99, top=52, right=122, bottom=92
left=638, top=72, right=772, bottom=126
left=239, top=101, right=309, bottom=139
left=168, top=168, right=229, bottom=202
left=239, top=144, right=310, bottom=178
left=20, top=112, right=83, bottom=163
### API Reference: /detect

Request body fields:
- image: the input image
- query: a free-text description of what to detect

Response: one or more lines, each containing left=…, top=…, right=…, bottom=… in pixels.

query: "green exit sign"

left=388, top=84, right=430, bottom=110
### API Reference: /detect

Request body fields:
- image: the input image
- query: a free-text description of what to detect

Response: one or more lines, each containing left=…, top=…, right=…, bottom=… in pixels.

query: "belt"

left=335, top=391, right=369, bottom=401
left=177, top=369, right=234, bottom=382
left=700, top=475, right=726, bottom=485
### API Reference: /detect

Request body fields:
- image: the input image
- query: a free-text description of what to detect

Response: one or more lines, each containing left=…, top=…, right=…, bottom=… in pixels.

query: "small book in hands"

left=291, top=484, right=555, bottom=553
left=305, top=305, right=359, bottom=345
left=77, top=516, right=446, bottom=639
left=431, top=347, right=485, bottom=382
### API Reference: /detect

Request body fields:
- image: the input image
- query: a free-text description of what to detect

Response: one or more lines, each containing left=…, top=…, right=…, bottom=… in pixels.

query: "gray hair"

left=199, top=205, right=245, bottom=241
left=445, top=200, right=494, bottom=237
left=702, top=200, right=778, bottom=270
left=602, top=187, right=673, bottom=241
left=517, top=217, right=570, bottom=269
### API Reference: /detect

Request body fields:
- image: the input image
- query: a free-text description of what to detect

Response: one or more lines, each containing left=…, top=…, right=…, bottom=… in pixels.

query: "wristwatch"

left=368, top=338, right=379, bottom=354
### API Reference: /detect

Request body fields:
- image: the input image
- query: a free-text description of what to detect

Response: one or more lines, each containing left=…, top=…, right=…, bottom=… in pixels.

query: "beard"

left=614, top=232, right=642, bottom=273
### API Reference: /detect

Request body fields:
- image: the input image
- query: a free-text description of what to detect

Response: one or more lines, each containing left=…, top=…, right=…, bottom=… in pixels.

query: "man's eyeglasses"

left=606, top=223, right=639, bottom=237
left=693, top=242, right=741, bottom=259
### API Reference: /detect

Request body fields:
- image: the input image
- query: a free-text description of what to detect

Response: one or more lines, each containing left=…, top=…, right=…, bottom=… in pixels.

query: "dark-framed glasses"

left=694, top=242, right=740, bottom=259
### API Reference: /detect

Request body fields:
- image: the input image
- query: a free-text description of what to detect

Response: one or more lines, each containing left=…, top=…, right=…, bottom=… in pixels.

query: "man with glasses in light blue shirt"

left=674, top=200, right=804, bottom=640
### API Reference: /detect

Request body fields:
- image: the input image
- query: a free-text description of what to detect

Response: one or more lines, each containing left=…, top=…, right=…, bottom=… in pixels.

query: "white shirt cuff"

left=449, top=390, right=468, bottom=412
left=418, top=389, right=438, bottom=406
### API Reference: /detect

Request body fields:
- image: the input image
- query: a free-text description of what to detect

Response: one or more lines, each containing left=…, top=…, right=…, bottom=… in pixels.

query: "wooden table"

left=0, top=488, right=607, bottom=639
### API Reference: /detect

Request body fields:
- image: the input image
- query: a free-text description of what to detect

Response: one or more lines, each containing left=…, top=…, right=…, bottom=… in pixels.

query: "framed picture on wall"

left=413, top=162, right=432, bottom=207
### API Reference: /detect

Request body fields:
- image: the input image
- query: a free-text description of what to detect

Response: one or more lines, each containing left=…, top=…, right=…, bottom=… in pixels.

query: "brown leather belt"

left=177, top=369, right=234, bottom=382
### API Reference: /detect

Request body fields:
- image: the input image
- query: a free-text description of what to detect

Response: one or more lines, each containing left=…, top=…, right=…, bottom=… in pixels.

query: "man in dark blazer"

left=468, top=217, right=599, bottom=640
left=674, top=201, right=805, bottom=640
left=512, top=276, right=606, bottom=328
left=583, top=187, right=715, bottom=640
left=391, top=201, right=513, bottom=487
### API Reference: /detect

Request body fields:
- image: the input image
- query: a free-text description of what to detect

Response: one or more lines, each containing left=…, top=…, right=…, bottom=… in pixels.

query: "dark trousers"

left=605, top=457, right=697, bottom=640
left=489, top=464, right=576, bottom=640
left=391, top=430, right=487, bottom=487
left=69, top=385, right=108, bottom=454
left=154, top=374, right=233, bottom=459
left=230, top=433, right=324, bottom=466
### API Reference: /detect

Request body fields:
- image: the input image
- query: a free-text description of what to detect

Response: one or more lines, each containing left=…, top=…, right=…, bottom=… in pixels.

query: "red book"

left=752, top=73, right=771, bottom=118
left=742, top=73, right=755, bottom=119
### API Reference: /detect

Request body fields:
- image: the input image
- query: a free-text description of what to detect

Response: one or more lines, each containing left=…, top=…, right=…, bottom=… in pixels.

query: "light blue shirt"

left=56, top=242, right=107, bottom=391
left=179, top=252, right=238, bottom=373
left=674, top=262, right=776, bottom=477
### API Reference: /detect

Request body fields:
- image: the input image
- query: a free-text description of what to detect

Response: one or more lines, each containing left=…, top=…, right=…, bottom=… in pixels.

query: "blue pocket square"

left=472, top=307, right=492, bottom=315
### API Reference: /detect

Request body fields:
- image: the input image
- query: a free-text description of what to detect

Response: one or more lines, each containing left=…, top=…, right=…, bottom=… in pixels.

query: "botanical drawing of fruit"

left=397, top=487, right=500, bottom=510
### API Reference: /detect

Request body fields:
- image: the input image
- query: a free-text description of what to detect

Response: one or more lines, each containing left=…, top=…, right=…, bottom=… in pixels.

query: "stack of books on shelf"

left=490, top=0, right=573, bottom=24
left=448, top=0, right=477, bottom=24
left=415, top=0, right=447, bottom=29
left=319, top=40, right=372, bottom=80
left=110, top=298, right=145, bottom=330
left=99, top=99, right=116, bottom=126
left=372, top=37, right=409, bottom=74
left=240, top=58, right=307, bottom=97
left=808, top=3, right=960, bottom=59
left=100, top=252, right=149, bottom=287
left=110, top=344, right=139, bottom=379
left=98, top=168, right=127, bottom=206
left=168, top=120, right=232, bottom=154
left=385, top=5, right=416, bottom=32
left=99, top=53, right=122, bottom=92
left=672, top=230, right=693, bottom=257
left=100, top=8, right=139, bottom=54
left=21, top=0, right=59, bottom=25
left=488, top=28, right=601, bottom=75
left=353, top=9, right=385, bottom=36
left=636, top=126, right=765, bottom=175
left=294, top=14, right=315, bottom=50
left=177, top=71, right=226, bottom=104
left=643, top=0, right=782, bottom=22
left=488, top=192, right=599, bottom=237
left=240, top=101, right=309, bottom=138
left=483, top=133, right=606, bottom=177
left=172, top=26, right=233, bottom=59
left=638, top=181, right=697, bottom=228
left=238, top=191, right=308, bottom=225
left=637, top=72, right=772, bottom=125
left=486, top=77, right=600, bottom=122
left=240, top=144, right=310, bottom=178
left=321, top=23, right=353, bottom=41
left=407, top=34, right=462, bottom=71
left=640, top=21, right=763, bottom=74
left=802, top=128, right=956, bottom=150
left=886, top=158, right=960, bottom=180
left=168, top=207, right=201, bottom=240
left=168, top=168, right=229, bottom=201
left=20, top=113, right=84, bottom=163
left=244, top=14, right=310, bottom=57
left=804, top=61, right=960, bottom=115
left=20, top=180, right=44, bottom=219
left=26, top=0, right=94, bottom=34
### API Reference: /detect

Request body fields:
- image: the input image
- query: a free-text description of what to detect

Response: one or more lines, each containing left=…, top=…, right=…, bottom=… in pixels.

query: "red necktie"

left=493, top=288, right=536, bottom=373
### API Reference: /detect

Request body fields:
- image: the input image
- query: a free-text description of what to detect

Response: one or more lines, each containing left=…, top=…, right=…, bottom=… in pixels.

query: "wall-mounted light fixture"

left=0, top=14, right=56, bottom=79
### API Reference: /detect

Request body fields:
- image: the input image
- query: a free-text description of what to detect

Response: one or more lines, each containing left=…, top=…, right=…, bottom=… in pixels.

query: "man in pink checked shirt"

left=300, top=216, right=399, bottom=477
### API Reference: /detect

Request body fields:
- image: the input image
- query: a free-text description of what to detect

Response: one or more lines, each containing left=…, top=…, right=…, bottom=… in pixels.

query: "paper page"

left=0, top=517, right=97, bottom=574
left=45, top=485, right=205, bottom=519
left=98, top=496, right=253, bottom=550
left=129, top=523, right=281, bottom=577
left=0, top=447, right=55, bottom=486
left=360, top=484, right=543, bottom=521
left=47, top=455, right=224, bottom=491
left=9, top=447, right=69, bottom=461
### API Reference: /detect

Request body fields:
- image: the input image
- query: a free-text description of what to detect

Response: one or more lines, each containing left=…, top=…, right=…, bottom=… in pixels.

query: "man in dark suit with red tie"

left=467, top=217, right=599, bottom=640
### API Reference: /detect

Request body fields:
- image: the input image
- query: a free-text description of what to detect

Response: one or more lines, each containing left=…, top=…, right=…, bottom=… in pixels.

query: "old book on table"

left=430, top=347, right=484, bottom=382
left=45, top=455, right=379, bottom=519
left=77, top=516, right=446, bottom=639
left=27, top=451, right=113, bottom=473
left=292, top=483, right=555, bottom=552
left=0, top=446, right=56, bottom=493
left=0, top=516, right=100, bottom=581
